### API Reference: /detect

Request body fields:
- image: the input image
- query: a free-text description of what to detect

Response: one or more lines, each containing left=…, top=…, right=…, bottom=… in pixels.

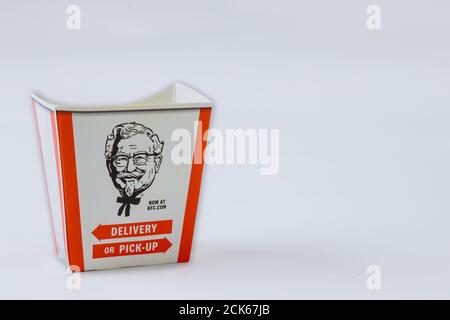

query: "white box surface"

left=32, top=83, right=212, bottom=271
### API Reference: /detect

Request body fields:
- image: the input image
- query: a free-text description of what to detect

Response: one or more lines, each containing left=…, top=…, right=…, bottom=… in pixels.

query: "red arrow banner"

left=92, top=237, right=173, bottom=258
left=92, top=220, right=172, bottom=241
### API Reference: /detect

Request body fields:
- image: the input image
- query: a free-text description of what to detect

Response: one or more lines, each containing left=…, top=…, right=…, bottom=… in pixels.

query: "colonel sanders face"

left=105, top=123, right=163, bottom=199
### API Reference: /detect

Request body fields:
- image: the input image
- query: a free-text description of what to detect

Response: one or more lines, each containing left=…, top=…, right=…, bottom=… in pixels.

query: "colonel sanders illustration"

left=105, top=122, right=164, bottom=217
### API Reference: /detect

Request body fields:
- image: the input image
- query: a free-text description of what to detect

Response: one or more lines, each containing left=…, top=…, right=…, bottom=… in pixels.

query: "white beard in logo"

left=125, top=179, right=135, bottom=197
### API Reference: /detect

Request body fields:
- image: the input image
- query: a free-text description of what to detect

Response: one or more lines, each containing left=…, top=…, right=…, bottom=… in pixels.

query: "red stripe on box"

left=178, top=108, right=212, bottom=262
left=50, top=111, right=68, bottom=257
left=56, top=111, right=85, bottom=271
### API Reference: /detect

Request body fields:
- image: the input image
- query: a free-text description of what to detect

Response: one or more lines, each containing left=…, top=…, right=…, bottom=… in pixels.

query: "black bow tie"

left=116, top=196, right=141, bottom=217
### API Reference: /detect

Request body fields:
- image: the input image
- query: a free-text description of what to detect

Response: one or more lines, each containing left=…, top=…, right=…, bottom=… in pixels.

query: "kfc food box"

left=32, top=83, right=212, bottom=271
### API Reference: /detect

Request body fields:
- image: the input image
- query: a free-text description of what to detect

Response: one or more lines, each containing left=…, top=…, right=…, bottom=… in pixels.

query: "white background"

left=1, top=0, right=450, bottom=299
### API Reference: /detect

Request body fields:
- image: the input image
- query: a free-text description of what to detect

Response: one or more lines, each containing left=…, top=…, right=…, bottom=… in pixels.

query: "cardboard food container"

left=32, top=83, right=212, bottom=271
